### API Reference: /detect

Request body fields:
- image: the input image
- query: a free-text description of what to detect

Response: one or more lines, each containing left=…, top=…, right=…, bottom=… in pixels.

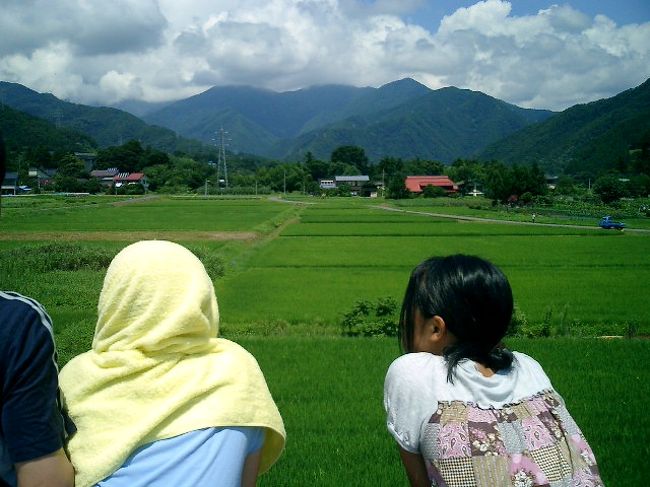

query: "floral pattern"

left=422, top=390, right=603, bottom=487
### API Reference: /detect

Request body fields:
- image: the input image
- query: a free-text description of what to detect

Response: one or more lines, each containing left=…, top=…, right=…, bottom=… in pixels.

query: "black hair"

left=399, top=254, right=514, bottom=382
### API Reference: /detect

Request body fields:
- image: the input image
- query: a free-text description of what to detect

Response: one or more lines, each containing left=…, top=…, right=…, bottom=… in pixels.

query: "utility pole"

left=283, top=168, right=286, bottom=195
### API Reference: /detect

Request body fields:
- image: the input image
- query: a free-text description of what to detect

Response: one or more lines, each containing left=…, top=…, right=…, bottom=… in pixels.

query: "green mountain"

left=277, top=86, right=552, bottom=162
left=0, top=82, right=204, bottom=153
left=144, top=84, right=372, bottom=153
left=479, top=78, right=650, bottom=173
left=0, top=104, right=96, bottom=153
left=145, top=79, right=553, bottom=162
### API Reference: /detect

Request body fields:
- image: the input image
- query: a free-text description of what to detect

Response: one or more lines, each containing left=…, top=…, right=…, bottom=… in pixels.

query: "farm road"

left=371, top=205, right=650, bottom=234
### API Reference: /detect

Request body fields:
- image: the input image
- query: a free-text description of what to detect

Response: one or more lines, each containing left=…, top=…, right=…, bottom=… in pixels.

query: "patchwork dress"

left=384, top=352, right=602, bottom=487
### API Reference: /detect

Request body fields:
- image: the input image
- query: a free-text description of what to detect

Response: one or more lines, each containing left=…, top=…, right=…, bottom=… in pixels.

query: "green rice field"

left=1, top=194, right=648, bottom=486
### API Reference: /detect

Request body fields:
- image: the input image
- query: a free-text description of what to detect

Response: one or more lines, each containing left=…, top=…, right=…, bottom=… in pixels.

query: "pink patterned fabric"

left=421, top=390, right=603, bottom=487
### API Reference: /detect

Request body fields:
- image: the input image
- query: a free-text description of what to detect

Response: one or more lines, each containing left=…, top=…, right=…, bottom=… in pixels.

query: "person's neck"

left=474, top=362, right=495, bottom=377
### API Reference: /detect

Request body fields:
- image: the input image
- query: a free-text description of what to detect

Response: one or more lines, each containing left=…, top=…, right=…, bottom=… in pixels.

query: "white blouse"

left=383, top=351, right=553, bottom=453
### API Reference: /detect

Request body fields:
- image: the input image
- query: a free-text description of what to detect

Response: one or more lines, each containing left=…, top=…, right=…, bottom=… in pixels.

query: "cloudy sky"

left=1, top=0, right=649, bottom=111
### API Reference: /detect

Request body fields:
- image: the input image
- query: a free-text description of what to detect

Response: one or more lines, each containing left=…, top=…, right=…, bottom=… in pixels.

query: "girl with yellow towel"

left=59, top=240, right=285, bottom=487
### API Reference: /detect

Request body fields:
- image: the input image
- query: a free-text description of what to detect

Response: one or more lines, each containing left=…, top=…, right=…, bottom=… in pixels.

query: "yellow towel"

left=59, top=241, right=285, bottom=487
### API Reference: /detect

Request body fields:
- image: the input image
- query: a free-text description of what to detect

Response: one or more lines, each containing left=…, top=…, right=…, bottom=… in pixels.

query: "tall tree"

left=330, top=146, right=369, bottom=174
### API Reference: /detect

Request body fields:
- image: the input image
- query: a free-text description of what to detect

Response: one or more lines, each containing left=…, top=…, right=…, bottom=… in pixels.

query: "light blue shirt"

left=96, top=427, right=264, bottom=487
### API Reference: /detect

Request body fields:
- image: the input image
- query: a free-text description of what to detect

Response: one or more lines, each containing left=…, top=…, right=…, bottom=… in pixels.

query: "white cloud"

left=0, top=0, right=648, bottom=110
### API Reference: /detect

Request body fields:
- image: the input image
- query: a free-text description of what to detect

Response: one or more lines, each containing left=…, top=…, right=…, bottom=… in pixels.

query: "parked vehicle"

left=599, top=216, right=625, bottom=230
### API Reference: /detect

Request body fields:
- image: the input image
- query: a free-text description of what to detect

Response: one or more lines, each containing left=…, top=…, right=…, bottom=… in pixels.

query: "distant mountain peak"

left=379, top=78, right=430, bottom=91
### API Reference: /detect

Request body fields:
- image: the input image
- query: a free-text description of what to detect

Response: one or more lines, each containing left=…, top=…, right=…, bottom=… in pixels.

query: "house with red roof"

left=404, top=175, right=458, bottom=194
left=113, top=172, right=147, bottom=187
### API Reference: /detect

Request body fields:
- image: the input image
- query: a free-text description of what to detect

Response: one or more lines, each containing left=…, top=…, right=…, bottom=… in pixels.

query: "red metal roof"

left=113, top=172, right=145, bottom=182
left=405, top=176, right=458, bottom=193
left=125, top=172, right=145, bottom=182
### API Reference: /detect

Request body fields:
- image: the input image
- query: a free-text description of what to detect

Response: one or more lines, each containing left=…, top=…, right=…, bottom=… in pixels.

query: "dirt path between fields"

left=0, top=231, right=258, bottom=241
left=371, top=205, right=650, bottom=234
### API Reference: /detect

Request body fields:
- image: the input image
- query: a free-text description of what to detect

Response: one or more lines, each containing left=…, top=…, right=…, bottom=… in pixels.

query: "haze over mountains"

left=1, top=77, right=649, bottom=174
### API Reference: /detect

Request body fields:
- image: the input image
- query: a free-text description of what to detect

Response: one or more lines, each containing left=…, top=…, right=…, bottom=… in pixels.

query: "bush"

left=507, top=304, right=528, bottom=337
left=422, top=185, right=447, bottom=198
left=0, top=243, right=226, bottom=281
left=186, top=246, right=226, bottom=280
left=0, top=243, right=115, bottom=273
left=340, top=297, right=399, bottom=337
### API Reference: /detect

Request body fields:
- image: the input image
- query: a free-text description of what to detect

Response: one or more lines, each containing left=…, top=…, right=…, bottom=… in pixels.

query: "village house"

left=90, top=168, right=119, bottom=187
left=319, top=178, right=336, bottom=190
left=114, top=172, right=147, bottom=189
left=404, top=175, right=459, bottom=194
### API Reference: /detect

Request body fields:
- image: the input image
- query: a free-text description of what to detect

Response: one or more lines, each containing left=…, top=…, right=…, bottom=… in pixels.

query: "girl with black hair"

left=384, top=255, right=602, bottom=487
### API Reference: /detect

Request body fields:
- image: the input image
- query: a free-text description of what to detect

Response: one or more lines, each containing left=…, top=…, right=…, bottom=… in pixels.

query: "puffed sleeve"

left=383, top=354, right=438, bottom=454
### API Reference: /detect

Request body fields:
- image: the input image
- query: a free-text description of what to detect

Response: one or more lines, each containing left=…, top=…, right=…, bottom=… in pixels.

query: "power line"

left=213, top=127, right=230, bottom=189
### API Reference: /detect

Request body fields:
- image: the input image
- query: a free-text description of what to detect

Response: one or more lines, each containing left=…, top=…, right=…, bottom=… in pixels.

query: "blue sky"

left=408, top=0, right=650, bottom=29
left=1, top=0, right=649, bottom=110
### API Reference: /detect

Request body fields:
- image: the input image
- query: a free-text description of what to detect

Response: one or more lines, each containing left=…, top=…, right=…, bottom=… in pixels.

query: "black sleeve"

left=0, top=297, right=65, bottom=463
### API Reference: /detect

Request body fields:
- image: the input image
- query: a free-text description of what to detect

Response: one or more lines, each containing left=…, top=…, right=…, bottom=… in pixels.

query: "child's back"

left=384, top=255, right=602, bottom=487
left=385, top=351, right=601, bottom=486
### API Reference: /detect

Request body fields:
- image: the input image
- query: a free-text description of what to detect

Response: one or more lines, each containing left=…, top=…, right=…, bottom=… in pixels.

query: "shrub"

left=0, top=243, right=226, bottom=280
left=0, top=243, right=115, bottom=273
left=340, top=297, right=399, bottom=337
left=422, top=185, right=447, bottom=198
left=507, top=304, right=528, bottom=337
left=185, top=246, right=226, bottom=280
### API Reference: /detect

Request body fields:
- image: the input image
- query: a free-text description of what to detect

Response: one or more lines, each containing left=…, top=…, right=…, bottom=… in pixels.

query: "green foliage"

left=386, top=173, right=410, bottom=199
left=340, top=297, right=399, bottom=337
left=483, top=161, right=547, bottom=203
left=480, top=78, right=650, bottom=174
left=422, top=184, right=447, bottom=198
left=330, top=145, right=369, bottom=174
left=0, top=105, right=96, bottom=164
left=594, top=175, right=626, bottom=204
left=0, top=243, right=115, bottom=273
left=0, top=81, right=204, bottom=153
left=185, top=246, right=226, bottom=280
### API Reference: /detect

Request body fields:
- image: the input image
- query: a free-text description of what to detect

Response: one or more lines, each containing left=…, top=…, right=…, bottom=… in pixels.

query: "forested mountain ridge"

left=4, top=77, right=646, bottom=173
left=275, top=85, right=553, bottom=162
left=479, top=78, right=650, bottom=173
left=0, top=104, right=96, bottom=154
left=143, top=78, right=554, bottom=162
left=0, top=82, right=204, bottom=153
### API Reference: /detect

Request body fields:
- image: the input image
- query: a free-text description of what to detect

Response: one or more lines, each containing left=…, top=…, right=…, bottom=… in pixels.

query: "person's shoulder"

left=511, top=351, right=552, bottom=388
left=512, top=351, right=545, bottom=373
left=386, top=353, right=445, bottom=385
left=0, top=291, right=53, bottom=339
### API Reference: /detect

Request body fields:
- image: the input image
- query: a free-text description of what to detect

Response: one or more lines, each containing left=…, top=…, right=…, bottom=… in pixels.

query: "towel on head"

left=59, top=240, right=285, bottom=487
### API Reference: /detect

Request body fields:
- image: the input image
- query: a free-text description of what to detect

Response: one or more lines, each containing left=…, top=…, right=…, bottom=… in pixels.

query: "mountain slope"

left=0, top=104, right=96, bottom=153
left=0, top=82, right=204, bottom=153
left=299, top=78, right=432, bottom=133
left=479, top=78, right=650, bottom=173
left=278, top=87, right=553, bottom=162
left=144, top=84, right=371, bottom=150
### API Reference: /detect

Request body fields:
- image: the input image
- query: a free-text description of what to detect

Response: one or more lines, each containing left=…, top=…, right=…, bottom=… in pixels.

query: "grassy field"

left=1, top=195, right=648, bottom=486
left=388, top=196, right=650, bottom=230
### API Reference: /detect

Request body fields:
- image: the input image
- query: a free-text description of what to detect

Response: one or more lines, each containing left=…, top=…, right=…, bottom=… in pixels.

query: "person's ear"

left=420, top=315, right=448, bottom=353
left=430, top=315, right=447, bottom=342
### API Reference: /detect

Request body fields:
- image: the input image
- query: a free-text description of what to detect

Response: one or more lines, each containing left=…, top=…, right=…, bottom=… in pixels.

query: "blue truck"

left=599, top=216, right=625, bottom=230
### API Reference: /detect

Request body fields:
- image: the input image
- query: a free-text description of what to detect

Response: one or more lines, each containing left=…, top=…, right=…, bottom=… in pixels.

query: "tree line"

left=4, top=138, right=650, bottom=204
